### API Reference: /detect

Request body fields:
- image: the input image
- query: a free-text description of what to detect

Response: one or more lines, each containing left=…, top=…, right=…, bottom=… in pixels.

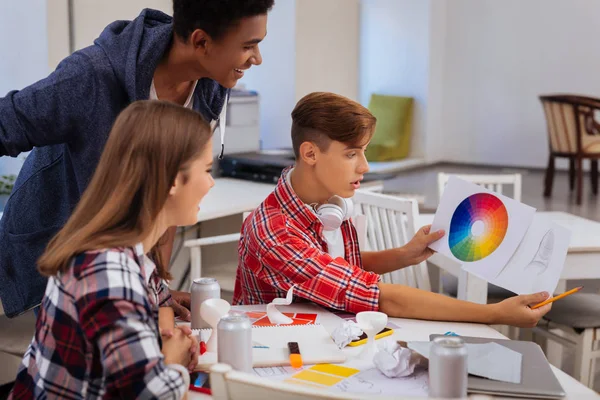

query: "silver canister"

left=190, top=278, right=221, bottom=329
left=428, top=336, right=468, bottom=399
left=217, top=312, right=253, bottom=373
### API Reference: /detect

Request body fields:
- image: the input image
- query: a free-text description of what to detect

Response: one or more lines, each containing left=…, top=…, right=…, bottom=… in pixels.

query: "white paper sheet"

left=253, top=365, right=429, bottom=397
left=468, top=343, right=522, bottom=384
left=430, top=177, right=536, bottom=281
left=407, top=341, right=523, bottom=384
left=331, top=367, right=429, bottom=397
left=492, top=215, right=571, bottom=295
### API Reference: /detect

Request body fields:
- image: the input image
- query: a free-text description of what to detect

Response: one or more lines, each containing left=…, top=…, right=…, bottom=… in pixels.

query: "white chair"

left=209, top=363, right=436, bottom=400
left=437, top=172, right=522, bottom=202
left=532, top=293, right=600, bottom=389
left=183, top=212, right=251, bottom=283
left=352, top=191, right=431, bottom=290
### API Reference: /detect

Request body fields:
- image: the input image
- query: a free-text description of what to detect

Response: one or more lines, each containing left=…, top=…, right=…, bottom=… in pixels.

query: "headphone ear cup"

left=316, top=203, right=345, bottom=231
left=328, top=196, right=354, bottom=221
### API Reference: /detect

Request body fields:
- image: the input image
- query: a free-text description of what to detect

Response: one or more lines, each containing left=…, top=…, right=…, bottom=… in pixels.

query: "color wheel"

left=449, top=193, right=508, bottom=262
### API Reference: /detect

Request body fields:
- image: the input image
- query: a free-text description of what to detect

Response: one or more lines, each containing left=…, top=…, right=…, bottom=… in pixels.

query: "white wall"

left=47, top=0, right=70, bottom=71
left=242, top=0, right=361, bottom=150
left=71, top=0, right=172, bottom=51
left=359, top=0, right=431, bottom=158
left=295, top=0, right=360, bottom=102
left=239, top=0, right=297, bottom=150
left=441, top=0, right=600, bottom=168
left=0, top=0, right=49, bottom=176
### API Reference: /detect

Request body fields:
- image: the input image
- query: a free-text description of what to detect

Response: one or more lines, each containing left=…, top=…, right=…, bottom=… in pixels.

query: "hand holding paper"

left=429, top=176, right=571, bottom=298
left=402, top=225, right=445, bottom=266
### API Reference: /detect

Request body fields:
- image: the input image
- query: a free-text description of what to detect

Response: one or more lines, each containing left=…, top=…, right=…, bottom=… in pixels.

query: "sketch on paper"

left=524, top=229, right=555, bottom=275
left=332, top=368, right=428, bottom=397
left=492, top=216, right=570, bottom=295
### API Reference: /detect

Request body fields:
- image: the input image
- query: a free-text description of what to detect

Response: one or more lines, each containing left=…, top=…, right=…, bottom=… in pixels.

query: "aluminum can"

left=428, top=336, right=468, bottom=398
left=190, top=277, right=221, bottom=329
left=217, top=312, right=253, bottom=373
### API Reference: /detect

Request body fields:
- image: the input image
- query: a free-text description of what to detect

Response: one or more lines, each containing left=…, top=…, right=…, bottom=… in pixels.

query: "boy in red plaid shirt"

left=234, top=92, right=551, bottom=328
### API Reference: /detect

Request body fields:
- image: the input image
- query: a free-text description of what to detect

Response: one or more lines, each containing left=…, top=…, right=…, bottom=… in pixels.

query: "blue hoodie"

left=0, top=9, right=229, bottom=317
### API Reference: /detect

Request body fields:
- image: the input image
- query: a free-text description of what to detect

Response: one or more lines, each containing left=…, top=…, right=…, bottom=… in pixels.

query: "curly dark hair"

left=173, top=0, right=274, bottom=41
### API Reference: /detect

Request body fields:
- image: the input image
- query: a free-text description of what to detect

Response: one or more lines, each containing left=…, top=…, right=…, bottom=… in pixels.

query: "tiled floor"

left=383, top=162, right=600, bottom=221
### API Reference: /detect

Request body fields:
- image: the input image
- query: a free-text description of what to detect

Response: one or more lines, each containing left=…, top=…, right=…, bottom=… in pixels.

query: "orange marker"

left=288, top=342, right=303, bottom=369
left=531, top=286, right=583, bottom=309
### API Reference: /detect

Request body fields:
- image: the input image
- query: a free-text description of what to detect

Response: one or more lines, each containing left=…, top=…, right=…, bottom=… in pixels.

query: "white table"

left=188, top=304, right=599, bottom=399
left=197, top=178, right=276, bottom=222
left=419, top=211, right=600, bottom=304
left=197, top=177, right=385, bottom=222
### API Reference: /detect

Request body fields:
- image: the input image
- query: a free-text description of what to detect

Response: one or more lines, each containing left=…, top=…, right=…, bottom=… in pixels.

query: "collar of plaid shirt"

left=274, top=166, right=321, bottom=231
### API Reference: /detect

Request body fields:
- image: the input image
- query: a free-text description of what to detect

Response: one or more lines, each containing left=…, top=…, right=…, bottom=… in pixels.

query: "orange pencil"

left=531, top=286, right=583, bottom=309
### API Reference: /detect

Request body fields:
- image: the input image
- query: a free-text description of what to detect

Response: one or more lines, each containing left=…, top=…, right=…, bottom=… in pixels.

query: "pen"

left=288, top=341, right=303, bottom=369
left=531, top=286, right=583, bottom=310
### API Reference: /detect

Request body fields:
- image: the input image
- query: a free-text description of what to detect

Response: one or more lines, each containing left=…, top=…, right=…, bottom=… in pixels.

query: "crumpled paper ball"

left=331, top=320, right=363, bottom=349
left=374, top=340, right=428, bottom=378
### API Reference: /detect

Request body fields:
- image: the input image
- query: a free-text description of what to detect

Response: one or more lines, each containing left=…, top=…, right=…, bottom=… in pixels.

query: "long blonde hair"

left=38, top=100, right=212, bottom=278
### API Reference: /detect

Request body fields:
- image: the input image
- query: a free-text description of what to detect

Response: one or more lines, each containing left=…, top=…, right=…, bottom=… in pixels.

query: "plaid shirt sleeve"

left=74, top=252, right=186, bottom=399
left=259, top=234, right=380, bottom=313
left=157, top=279, right=173, bottom=307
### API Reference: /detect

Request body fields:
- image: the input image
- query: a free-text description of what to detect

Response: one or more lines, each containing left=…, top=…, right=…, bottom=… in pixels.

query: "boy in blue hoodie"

left=0, top=0, right=274, bottom=318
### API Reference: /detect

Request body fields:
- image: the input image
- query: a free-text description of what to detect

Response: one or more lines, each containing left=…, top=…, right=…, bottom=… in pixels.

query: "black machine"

left=218, top=150, right=395, bottom=183
left=218, top=150, right=294, bottom=184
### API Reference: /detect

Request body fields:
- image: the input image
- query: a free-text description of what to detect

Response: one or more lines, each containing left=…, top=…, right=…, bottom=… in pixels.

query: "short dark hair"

left=291, top=92, right=377, bottom=158
left=173, top=0, right=274, bottom=41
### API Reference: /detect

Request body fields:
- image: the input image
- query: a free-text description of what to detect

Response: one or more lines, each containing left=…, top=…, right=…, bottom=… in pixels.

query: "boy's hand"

left=491, top=292, right=552, bottom=327
left=400, top=225, right=445, bottom=266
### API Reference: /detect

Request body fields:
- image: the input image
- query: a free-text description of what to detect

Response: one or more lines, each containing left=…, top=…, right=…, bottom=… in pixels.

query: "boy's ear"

left=190, top=29, right=210, bottom=52
left=298, top=142, right=318, bottom=166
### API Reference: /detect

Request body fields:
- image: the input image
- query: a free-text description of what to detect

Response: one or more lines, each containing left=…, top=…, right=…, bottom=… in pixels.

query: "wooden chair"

left=352, top=191, right=431, bottom=290
left=209, top=363, right=432, bottom=400
left=539, top=94, right=600, bottom=205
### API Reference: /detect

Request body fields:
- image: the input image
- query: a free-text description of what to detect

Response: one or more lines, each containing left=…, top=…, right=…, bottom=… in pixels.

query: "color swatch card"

left=430, top=177, right=536, bottom=281
left=245, top=311, right=318, bottom=327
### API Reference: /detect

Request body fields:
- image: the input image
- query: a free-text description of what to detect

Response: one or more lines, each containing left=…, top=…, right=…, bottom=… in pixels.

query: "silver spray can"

left=190, top=278, right=221, bottom=329
left=428, top=336, right=468, bottom=398
left=217, top=312, right=253, bottom=373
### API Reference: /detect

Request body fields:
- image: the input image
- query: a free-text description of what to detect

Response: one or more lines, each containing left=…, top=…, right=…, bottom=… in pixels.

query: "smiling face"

left=164, top=138, right=215, bottom=227
left=190, top=15, right=267, bottom=88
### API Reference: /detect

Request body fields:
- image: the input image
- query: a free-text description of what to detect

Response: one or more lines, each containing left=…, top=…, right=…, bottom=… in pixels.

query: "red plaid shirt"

left=233, top=168, right=380, bottom=313
left=10, top=245, right=186, bottom=400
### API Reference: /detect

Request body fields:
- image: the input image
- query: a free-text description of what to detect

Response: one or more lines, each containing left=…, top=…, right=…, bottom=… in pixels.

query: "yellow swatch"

left=310, top=364, right=360, bottom=378
left=291, top=370, right=344, bottom=386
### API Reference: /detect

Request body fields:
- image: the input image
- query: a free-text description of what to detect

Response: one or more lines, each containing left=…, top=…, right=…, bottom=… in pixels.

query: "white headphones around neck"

left=315, top=196, right=354, bottom=231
